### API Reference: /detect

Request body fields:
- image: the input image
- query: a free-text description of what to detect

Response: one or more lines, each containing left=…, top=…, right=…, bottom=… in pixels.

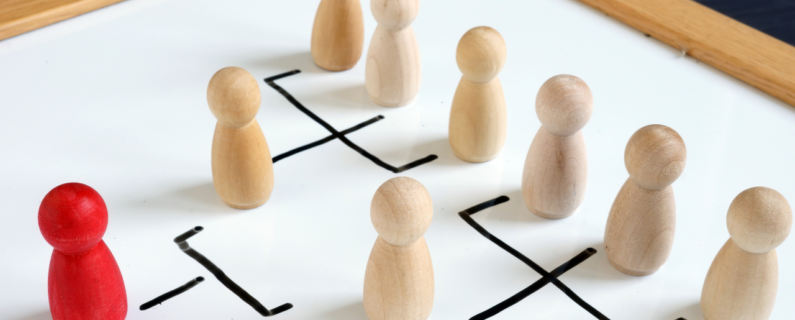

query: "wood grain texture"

left=695, top=0, right=795, bottom=46
left=522, top=75, right=592, bottom=219
left=39, top=183, right=127, bottom=320
left=449, top=78, right=506, bottom=162
left=701, top=239, right=778, bottom=320
left=311, top=0, right=364, bottom=71
left=522, top=129, right=587, bottom=219
left=49, top=241, right=127, bottom=320
left=211, top=121, right=274, bottom=209
left=364, top=237, right=434, bottom=320
left=701, top=187, right=792, bottom=320
left=208, top=67, right=274, bottom=210
left=605, top=178, right=675, bottom=275
left=0, top=0, right=125, bottom=41
left=365, top=0, right=421, bottom=107
left=604, top=125, right=685, bottom=276
left=449, top=27, right=507, bottom=163
left=364, top=177, right=434, bottom=320
left=577, top=0, right=795, bottom=107
left=726, top=187, right=793, bottom=254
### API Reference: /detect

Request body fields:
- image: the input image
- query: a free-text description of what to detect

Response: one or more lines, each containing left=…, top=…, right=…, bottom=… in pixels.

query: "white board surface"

left=1, top=0, right=794, bottom=319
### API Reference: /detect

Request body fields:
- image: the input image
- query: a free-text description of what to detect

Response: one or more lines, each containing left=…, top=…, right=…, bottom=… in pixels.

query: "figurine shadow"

left=297, top=84, right=382, bottom=114
left=480, top=189, right=560, bottom=224
left=325, top=301, right=368, bottom=320
left=129, top=182, right=236, bottom=216
left=13, top=310, right=52, bottom=320
left=170, top=182, right=231, bottom=212
left=561, top=241, right=635, bottom=283
left=258, top=51, right=325, bottom=74
left=324, top=84, right=382, bottom=111
left=661, top=302, right=703, bottom=320
left=405, top=137, right=470, bottom=168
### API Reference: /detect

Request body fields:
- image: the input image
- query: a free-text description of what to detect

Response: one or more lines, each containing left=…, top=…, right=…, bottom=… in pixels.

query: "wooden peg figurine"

left=449, top=26, right=507, bottom=163
left=40, top=183, right=127, bottom=320
left=522, top=75, right=593, bottom=219
left=701, top=187, right=792, bottom=320
left=604, top=124, right=686, bottom=275
left=365, top=0, right=421, bottom=107
left=311, top=0, right=365, bottom=71
left=364, top=177, right=434, bottom=320
left=208, top=67, right=274, bottom=209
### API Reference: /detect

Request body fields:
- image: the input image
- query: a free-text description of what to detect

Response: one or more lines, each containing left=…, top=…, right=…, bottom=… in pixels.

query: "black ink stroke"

left=265, top=70, right=437, bottom=173
left=140, top=277, right=204, bottom=310
left=459, top=196, right=608, bottom=320
left=174, top=227, right=293, bottom=317
left=272, top=115, right=383, bottom=163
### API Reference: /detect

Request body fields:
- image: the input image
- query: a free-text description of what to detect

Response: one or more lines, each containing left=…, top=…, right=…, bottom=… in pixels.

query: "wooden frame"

left=3, top=0, right=793, bottom=108
left=578, top=0, right=795, bottom=107
left=0, top=0, right=125, bottom=41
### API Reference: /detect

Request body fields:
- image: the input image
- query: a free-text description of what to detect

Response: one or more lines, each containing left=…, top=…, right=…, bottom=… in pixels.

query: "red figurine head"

left=39, top=183, right=108, bottom=254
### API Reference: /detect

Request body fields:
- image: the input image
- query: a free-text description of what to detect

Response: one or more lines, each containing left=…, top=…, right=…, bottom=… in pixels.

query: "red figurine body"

left=39, top=183, right=127, bottom=320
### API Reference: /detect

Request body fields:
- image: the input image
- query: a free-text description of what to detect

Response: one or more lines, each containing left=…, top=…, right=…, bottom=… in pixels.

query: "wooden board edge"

left=0, top=0, right=127, bottom=41
left=577, top=0, right=795, bottom=108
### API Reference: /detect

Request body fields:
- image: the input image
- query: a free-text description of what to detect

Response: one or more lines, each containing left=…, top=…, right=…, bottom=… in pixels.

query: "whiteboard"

left=1, top=0, right=794, bottom=319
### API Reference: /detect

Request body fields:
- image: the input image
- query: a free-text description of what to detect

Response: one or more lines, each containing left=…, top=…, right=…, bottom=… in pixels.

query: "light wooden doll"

left=449, top=26, right=507, bottom=163
left=364, top=177, right=434, bottom=320
left=208, top=67, right=274, bottom=209
left=311, top=0, right=364, bottom=71
left=522, top=75, right=593, bottom=219
left=701, top=187, right=792, bottom=320
left=604, top=124, right=686, bottom=275
left=365, top=0, right=421, bottom=107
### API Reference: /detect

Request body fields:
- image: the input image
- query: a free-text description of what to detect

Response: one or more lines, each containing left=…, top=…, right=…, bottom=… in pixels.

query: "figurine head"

left=207, top=67, right=261, bottom=127
left=535, top=75, right=593, bottom=136
left=370, top=177, right=433, bottom=246
left=371, top=0, right=420, bottom=30
left=624, top=124, right=686, bottom=191
left=39, top=183, right=108, bottom=254
left=456, top=26, right=507, bottom=83
left=728, top=187, right=792, bottom=253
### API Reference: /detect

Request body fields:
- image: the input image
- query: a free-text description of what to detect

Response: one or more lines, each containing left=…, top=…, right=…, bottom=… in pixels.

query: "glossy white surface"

left=1, top=0, right=794, bottom=319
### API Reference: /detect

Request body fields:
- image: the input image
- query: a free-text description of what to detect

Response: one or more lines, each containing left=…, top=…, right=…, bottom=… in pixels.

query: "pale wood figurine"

left=701, top=187, right=792, bottom=320
left=449, top=26, right=507, bottom=163
left=365, top=0, right=421, bottom=107
left=311, top=0, right=364, bottom=71
left=604, top=124, right=686, bottom=275
left=364, top=177, right=434, bottom=320
left=208, top=67, right=274, bottom=209
left=522, top=75, right=593, bottom=219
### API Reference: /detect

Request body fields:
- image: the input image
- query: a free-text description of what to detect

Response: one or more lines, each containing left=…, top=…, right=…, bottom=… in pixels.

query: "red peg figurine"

left=39, top=183, right=127, bottom=320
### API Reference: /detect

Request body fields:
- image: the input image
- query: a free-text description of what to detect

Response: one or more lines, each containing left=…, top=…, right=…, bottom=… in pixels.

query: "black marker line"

left=272, top=115, right=384, bottom=163
left=140, top=276, right=204, bottom=311
left=174, top=227, right=293, bottom=317
left=460, top=212, right=606, bottom=319
left=459, top=197, right=608, bottom=320
left=264, top=70, right=437, bottom=173
left=470, top=249, right=595, bottom=320
left=461, top=196, right=510, bottom=215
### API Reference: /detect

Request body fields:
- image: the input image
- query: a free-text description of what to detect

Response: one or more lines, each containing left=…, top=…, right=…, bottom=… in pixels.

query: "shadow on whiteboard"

left=12, top=310, right=51, bottom=320
left=329, top=84, right=376, bottom=109
left=325, top=301, right=368, bottom=320
left=481, top=189, right=559, bottom=224
left=662, top=301, right=703, bottom=320
left=128, top=182, right=235, bottom=215
left=407, top=137, right=470, bottom=168
left=564, top=242, right=638, bottom=283
left=257, top=52, right=325, bottom=75
left=305, top=84, right=382, bottom=111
